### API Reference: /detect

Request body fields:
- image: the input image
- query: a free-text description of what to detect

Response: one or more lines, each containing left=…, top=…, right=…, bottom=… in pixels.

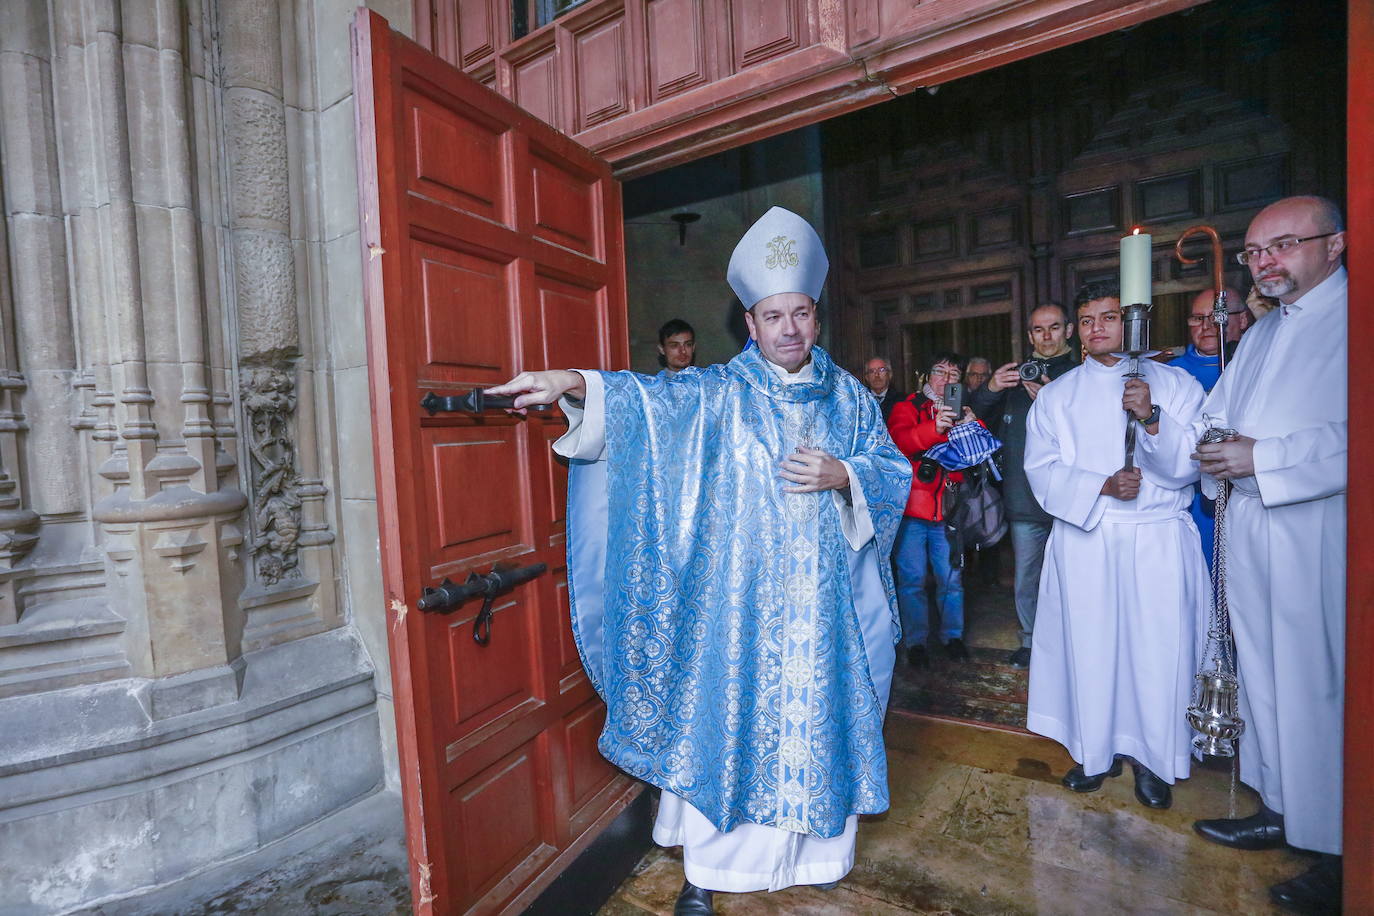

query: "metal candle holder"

left=1117, top=302, right=1155, bottom=469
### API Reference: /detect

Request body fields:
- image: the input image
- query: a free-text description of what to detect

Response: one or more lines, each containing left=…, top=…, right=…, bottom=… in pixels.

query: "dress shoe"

left=1270, top=855, right=1341, bottom=915
left=944, top=638, right=969, bottom=661
left=1007, top=646, right=1031, bottom=669
left=1193, top=805, right=1286, bottom=850
left=906, top=645, right=929, bottom=669
left=1131, top=762, right=1172, bottom=809
left=1061, top=757, right=1122, bottom=792
left=673, top=879, right=715, bottom=916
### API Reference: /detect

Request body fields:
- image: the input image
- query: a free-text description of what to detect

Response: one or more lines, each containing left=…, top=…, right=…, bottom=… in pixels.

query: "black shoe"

left=1131, top=762, right=1172, bottom=809
left=1008, top=646, right=1031, bottom=669
left=1270, top=856, right=1341, bottom=915
left=906, top=645, right=929, bottom=669
left=674, top=879, right=715, bottom=916
left=944, top=638, right=969, bottom=661
left=1193, top=805, right=1287, bottom=850
left=1061, top=758, right=1122, bottom=792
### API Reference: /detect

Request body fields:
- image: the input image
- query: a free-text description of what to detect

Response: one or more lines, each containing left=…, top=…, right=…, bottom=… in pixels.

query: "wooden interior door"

left=352, top=10, right=637, bottom=914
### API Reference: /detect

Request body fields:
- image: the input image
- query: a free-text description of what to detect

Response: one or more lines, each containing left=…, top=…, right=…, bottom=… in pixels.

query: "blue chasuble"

left=566, top=346, right=910, bottom=839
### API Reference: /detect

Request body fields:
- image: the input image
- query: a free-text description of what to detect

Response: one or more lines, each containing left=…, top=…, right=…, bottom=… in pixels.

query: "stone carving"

left=240, top=367, right=302, bottom=585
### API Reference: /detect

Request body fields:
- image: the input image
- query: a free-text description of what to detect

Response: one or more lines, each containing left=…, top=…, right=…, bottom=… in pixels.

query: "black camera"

left=1018, top=359, right=1050, bottom=382
left=916, top=456, right=941, bottom=483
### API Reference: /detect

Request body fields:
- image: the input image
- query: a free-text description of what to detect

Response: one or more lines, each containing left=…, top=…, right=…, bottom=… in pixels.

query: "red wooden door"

left=352, top=10, right=636, bottom=914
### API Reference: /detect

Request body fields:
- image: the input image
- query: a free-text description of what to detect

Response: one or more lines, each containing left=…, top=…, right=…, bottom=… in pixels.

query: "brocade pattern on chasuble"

left=567, top=346, right=911, bottom=838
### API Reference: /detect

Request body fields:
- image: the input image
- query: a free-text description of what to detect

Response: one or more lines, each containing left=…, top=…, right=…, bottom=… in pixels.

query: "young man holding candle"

left=1189, top=195, right=1347, bottom=913
left=1022, top=280, right=1208, bottom=809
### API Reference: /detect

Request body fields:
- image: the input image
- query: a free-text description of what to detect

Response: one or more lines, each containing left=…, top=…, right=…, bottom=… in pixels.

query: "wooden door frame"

left=353, top=9, right=641, bottom=913
left=1344, top=1, right=1370, bottom=908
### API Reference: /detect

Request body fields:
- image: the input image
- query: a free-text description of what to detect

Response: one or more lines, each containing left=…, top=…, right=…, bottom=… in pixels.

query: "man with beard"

left=971, top=303, right=1078, bottom=667
left=1024, top=282, right=1207, bottom=809
left=1190, top=196, right=1347, bottom=913
left=487, top=207, right=910, bottom=916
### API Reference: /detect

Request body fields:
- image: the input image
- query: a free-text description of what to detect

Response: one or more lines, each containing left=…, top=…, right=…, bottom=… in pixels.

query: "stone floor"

left=598, top=715, right=1312, bottom=915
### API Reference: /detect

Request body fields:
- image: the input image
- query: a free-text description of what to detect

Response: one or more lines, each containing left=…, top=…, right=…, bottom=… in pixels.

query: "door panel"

left=353, top=10, right=636, bottom=914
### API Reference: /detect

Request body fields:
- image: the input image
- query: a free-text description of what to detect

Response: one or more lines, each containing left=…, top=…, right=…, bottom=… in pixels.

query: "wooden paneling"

left=1063, top=186, right=1121, bottom=236
left=573, top=12, right=630, bottom=130
left=1215, top=154, right=1290, bottom=213
left=415, top=243, right=513, bottom=378
left=456, top=0, right=497, bottom=68
left=730, top=0, right=804, bottom=69
left=1135, top=171, right=1202, bottom=225
left=512, top=43, right=561, bottom=127
left=416, top=0, right=1209, bottom=178
left=407, top=90, right=507, bottom=222
left=646, top=0, right=708, bottom=101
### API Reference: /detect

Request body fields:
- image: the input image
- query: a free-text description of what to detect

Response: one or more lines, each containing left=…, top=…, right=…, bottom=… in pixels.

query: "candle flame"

left=1132, top=227, right=1141, bottom=235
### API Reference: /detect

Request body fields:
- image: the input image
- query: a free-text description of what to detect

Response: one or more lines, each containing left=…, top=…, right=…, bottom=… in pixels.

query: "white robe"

left=1197, top=267, right=1347, bottom=854
left=554, top=359, right=875, bottom=892
left=1024, top=357, right=1208, bottom=781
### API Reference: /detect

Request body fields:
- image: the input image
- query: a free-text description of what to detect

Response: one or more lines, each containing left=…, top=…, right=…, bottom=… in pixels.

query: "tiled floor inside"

left=598, top=715, right=1312, bottom=915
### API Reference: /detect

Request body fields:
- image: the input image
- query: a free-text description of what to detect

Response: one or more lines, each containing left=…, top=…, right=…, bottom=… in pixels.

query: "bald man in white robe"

left=1191, top=195, right=1347, bottom=913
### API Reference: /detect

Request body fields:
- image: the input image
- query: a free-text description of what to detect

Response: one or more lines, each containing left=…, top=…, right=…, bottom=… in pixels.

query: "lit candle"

left=1120, top=228, right=1152, bottom=305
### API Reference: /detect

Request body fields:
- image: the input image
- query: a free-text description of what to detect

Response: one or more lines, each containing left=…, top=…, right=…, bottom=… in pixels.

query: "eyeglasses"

left=1236, top=233, right=1338, bottom=265
left=1187, top=312, right=1249, bottom=325
left=866, top=367, right=890, bottom=374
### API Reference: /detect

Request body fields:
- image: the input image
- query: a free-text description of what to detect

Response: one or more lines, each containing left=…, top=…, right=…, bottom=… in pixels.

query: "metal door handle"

left=416, top=561, right=548, bottom=646
left=421, top=389, right=550, bottom=415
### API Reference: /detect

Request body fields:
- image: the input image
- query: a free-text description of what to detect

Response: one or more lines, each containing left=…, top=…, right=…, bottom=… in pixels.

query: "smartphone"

left=943, top=382, right=964, bottom=418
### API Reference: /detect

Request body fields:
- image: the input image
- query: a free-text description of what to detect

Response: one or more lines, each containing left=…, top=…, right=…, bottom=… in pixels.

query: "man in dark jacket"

left=862, top=356, right=905, bottom=421
left=971, top=303, right=1079, bottom=668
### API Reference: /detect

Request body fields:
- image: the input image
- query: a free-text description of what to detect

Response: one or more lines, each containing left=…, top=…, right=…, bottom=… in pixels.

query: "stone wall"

left=0, top=1, right=410, bottom=911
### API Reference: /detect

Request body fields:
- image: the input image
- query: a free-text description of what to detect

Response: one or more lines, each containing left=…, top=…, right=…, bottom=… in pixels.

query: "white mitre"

left=726, top=207, right=828, bottom=309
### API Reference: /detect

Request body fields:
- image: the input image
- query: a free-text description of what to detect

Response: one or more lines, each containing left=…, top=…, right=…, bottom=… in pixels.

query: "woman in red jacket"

left=887, top=353, right=971, bottom=668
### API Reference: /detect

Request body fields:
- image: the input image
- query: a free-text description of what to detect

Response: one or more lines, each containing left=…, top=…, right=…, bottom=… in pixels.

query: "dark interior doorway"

left=620, top=0, right=1348, bottom=732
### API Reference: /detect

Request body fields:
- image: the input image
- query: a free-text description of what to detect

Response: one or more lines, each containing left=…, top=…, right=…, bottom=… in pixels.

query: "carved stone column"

left=220, top=0, right=336, bottom=647
left=0, top=0, right=74, bottom=622
left=49, top=0, right=247, bottom=712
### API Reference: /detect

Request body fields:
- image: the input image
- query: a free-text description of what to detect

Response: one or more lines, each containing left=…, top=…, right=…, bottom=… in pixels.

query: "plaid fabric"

left=925, top=421, right=1003, bottom=475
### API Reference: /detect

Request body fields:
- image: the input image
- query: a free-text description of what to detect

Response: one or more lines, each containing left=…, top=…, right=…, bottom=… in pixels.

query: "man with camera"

left=1024, top=281, right=1208, bottom=810
left=1189, top=195, right=1347, bottom=913
left=887, top=353, right=980, bottom=667
left=970, top=304, right=1079, bottom=668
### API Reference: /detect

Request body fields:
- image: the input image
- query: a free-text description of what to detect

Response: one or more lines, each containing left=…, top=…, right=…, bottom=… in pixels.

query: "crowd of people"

left=488, top=195, right=1346, bottom=915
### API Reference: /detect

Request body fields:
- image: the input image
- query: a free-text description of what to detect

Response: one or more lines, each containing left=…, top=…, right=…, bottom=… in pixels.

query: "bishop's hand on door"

left=487, top=370, right=587, bottom=413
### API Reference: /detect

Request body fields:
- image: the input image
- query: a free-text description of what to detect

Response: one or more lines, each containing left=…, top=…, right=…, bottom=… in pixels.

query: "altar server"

left=1024, top=282, right=1208, bottom=810
left=488, top=207, right=910, bottom=916
left=1190, top=195, right=1347, bottom=914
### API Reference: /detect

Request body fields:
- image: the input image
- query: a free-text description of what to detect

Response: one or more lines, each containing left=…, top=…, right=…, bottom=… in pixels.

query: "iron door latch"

left=417, top=561, right=548, bottom=645
left=421, top=389, right=550, bottom=415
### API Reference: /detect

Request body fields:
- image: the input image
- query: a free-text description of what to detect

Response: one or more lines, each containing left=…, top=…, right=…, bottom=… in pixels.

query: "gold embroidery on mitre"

left=765, top=235, right=799, bottom=270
